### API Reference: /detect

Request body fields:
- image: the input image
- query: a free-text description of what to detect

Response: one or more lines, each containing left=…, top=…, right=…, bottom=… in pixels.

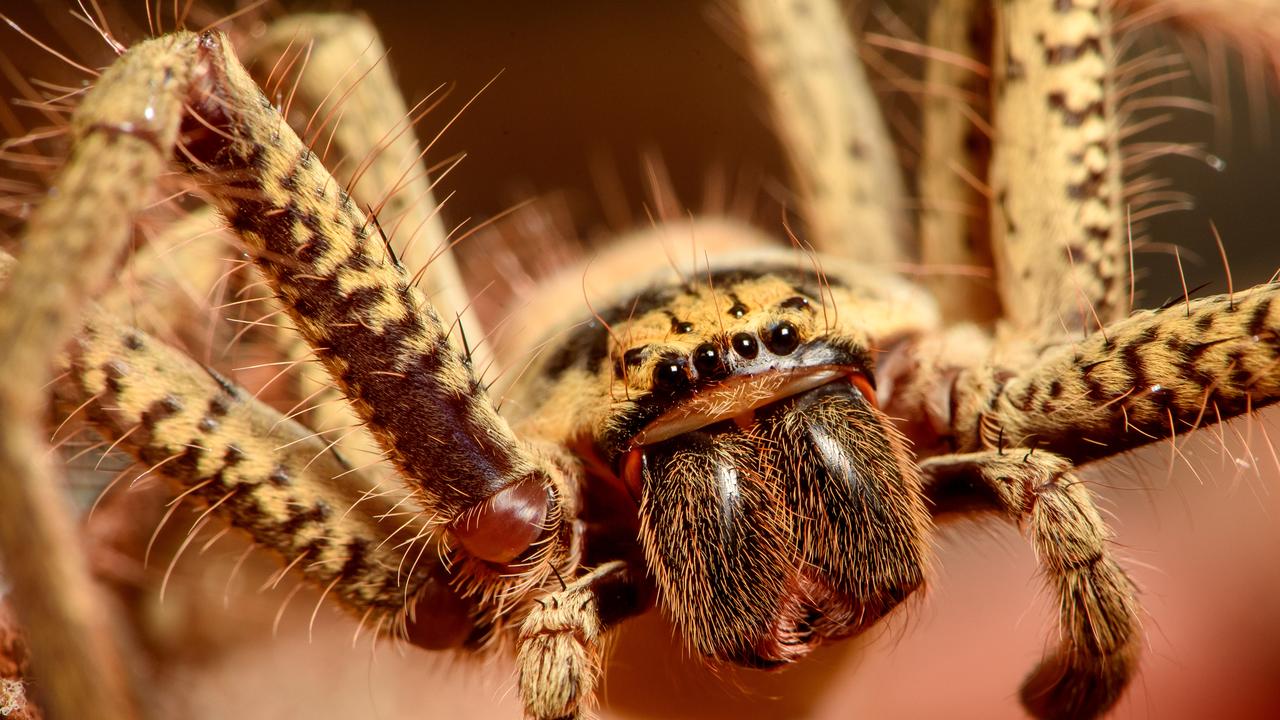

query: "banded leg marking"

left=738, top=0, right=907, bottom=265
left=175, top=32, right=570, bottom=566
left=990, top=0, right=1127, bottom=337
left=923, top=450, right=1140, bottom=720
left=0, top=33, right=204, bottom=720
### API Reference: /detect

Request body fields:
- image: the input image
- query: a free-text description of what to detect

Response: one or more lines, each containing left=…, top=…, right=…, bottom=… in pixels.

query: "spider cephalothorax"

left=506, top=246, right=940, bottom=667
left=2, top=2, right=1280, bottom=720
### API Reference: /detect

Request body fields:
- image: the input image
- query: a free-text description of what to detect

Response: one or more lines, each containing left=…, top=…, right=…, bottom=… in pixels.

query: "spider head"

left=592, top=271, right=932, bottom=668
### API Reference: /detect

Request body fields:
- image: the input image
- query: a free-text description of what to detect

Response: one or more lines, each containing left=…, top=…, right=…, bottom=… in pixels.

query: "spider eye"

left=730, top=332, right=759, bottom=359
left=763, top=321, right=799, bottom=355
left=692, top=343, right=727, bottom=380
left=653, top=355, right=692, bottom=392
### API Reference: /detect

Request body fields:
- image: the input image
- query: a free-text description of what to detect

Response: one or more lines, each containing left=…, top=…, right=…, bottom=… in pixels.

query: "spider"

left=1, top=1, right=1279, bottom=719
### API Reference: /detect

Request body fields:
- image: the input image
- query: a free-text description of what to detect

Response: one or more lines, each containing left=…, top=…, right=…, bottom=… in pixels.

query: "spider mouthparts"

left=636, top=380, right=928, bottom=671
left=734, top=567, right=916, bottom=668
left=632, top=365, right=859, bottom=446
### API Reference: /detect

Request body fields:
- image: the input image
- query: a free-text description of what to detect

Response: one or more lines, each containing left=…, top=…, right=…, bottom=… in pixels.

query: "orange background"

left=2, top=2, right=1279, bottom=718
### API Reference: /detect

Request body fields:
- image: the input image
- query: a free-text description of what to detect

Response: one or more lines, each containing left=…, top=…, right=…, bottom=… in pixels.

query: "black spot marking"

left=104, top=360, right=130, bottom=380
left=1119, top=329, right=1156, bottom=396
left=1176, top=340, right=1219, bottom=392
left=1047, top=91, right=1104, bottom=128
left=223, top=444, right=245, bottom=466
left=1249, top=296, right=1274, bottom=337
left=779, top=296, right=812, bottom=312
left=1067, top=169, right=1107, bottom=201
left=279, top=500, right=331, bottom=538
left=207, top=395, right=232, bottom=418
left=295, top=209, right=332, bottom=266
left=1079, top=359, right=1109, bottom=404
left=339, top=538, right=370, bottom=584
left=1043, top=37, right=1101, bottom=65
left=1013, top=384, right=1037, bottom=412
left=141, top=396, right=182, bottom=430
left=268, top=465, right=291, bottom=487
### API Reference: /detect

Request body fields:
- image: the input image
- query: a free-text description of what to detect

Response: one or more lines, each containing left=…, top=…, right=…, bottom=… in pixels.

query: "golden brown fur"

left=1, top=3, right=1279, bottom=720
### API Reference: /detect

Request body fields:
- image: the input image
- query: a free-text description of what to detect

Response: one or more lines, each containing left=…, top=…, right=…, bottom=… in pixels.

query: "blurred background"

left=2, top=1, right=1279, bottom=718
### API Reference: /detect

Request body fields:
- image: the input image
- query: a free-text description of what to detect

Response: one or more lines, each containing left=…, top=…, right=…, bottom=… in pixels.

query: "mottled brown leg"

left=886, top=285, right=1280, bottom=463
left=242, top=14, right=486, bottom=468
left=517, top=561, right=645, bottom=720
left=61, top=302, right=453, bottom=628
left=737, top=0, right=907, bottom=264
left=990, top=0, right=1127, bottom=338
left=921, top=450, right=1140, bottom=720
left=246, top=14, right=483, bottom=369
left=175, top=32, right=575, bottom=570
left=919, top=0, right=1000, bottom=325
left=975, top=285, right=1280, bottom=460
left=0, top=32, right=202, bottom=720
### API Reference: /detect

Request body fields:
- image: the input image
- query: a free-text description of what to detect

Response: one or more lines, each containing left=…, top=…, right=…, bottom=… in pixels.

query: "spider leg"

left=109, top=14, right=491, bottom=488
left=517, top=561, right=646, bottom=720
left=978, top=286, right=1280, bottom=461
left=5, top=226, right=474, bottom=669
left=887, top=283, right=1280, bottom=717
left=0, top=32, right=203, bottom=720
left=176, top=31, right=576, bottom=580
left=245, top=14, right=481, bottom=369
left=921, top=450, right=1140, bottom=720
left=3, top=240, right=468, bottom=651
left=242, top=13, right=487, bottom=476
left=918, top=0, right=1001, bottom=325
left=245, top=14, right=492, bottom=444
left=738, top=0, right=907, bottom=265
left=989, top=0, right=1128, bottom=338
left=4, top=243, right=471, bottom=714
left=888, top=284, right=1280, bottom=463
left=60, top=301, right=462, bottom=638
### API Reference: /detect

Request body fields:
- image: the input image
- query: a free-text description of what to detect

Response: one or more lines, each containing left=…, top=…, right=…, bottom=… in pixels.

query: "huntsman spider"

left=1, top=1, right=1279, bottom=719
